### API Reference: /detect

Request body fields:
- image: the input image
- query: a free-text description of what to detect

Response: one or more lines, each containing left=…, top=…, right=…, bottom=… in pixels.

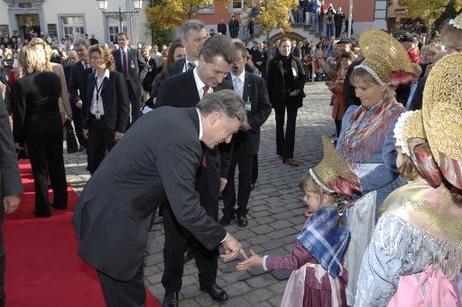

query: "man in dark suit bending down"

left=73, top=90, right=247, bottom=307
left=156, top=34, right=237, bottom=306
left=221, top=40, right=271, bottom=227
left=0, top=96, right=22, bottom=306
left=112, top=32, right=147, bottom=122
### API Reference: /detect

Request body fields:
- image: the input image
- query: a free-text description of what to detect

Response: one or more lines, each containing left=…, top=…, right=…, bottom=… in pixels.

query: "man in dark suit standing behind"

left=156, top=35, right=237, bottom=306
left=69, top=38, right=92, bottom=150
left=0, top=96, right=22, bottom=305
left=217, top=19, right=227, bottom=36
left=73, top=90, right=247, bottom=307
left=221, top=40, right=271, bottom=227
left=229, top=15, right=240, bottom=39
left=112, top=32, right=147, bottom=122
left=168, top=20, right=207, bottom=76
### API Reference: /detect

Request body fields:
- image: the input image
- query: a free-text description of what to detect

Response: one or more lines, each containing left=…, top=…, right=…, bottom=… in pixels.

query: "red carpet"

left=4, top=160, right=161, bottom=306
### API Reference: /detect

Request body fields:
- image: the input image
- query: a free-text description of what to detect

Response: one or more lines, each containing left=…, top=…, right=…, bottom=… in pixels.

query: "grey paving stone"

left=243, top=288, right=274, bottom=304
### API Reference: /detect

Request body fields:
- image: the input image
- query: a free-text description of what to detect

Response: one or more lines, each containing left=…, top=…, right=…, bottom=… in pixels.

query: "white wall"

left=2, top=0, right=151, bottom=45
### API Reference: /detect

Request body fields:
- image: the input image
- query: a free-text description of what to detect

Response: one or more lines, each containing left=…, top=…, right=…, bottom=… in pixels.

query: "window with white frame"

left=107, top=16, right=127, bottom=43
left=61, top=16, right=85, bottom=39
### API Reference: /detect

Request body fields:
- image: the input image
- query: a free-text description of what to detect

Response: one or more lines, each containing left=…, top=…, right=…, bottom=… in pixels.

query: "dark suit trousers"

left=251, top=154, right=258, bottom=185
left=26, top=131, right=67, bottom=214
left=162, top=170, right=219, bottom=292
left=98, top=269, right=145, bottom=307
left=274, top=104, right=298, bottom=159
left=87, top=116, right=116, bottom=174
left=126, top=80, right=142, bottom=123
left=70, top=103, right=86, bottom=147
left=222, top=138, right=253, bottom=216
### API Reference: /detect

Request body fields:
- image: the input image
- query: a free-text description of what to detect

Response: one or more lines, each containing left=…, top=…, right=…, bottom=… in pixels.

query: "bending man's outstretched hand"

left=220, top=233, right=248, bottom=262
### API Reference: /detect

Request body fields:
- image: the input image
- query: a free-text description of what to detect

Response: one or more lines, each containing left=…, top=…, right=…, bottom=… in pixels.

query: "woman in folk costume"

left=336, top=29, right=417, bottom=305
left=355, top=52, right=462, bottom=306
left=236, top=136, right=361, bottom=307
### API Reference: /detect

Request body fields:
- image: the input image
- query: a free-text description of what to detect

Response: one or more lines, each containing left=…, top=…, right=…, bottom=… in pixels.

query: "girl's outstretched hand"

left=235, top=249, right=263, bottom=271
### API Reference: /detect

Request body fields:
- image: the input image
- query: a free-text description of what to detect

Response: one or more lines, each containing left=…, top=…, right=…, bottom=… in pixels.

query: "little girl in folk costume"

left=237, top=136, right=361, bottom=307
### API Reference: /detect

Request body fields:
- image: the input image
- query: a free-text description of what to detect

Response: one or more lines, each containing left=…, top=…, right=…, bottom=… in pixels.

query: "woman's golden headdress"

left=423, top=52, right=462, bottom=189
left=393, top=110, right=425, bottom=157
left=309, top=136, right=361, bottom=197
left=355, top=29, right=414, bottom=85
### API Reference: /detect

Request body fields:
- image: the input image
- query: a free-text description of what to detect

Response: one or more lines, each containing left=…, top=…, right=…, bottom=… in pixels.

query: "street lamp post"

left=348, top=0, right=353, bottom=38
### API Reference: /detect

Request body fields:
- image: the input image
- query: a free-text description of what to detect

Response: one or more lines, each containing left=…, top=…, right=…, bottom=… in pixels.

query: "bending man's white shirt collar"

left=196, top=108, right=203, bottom=141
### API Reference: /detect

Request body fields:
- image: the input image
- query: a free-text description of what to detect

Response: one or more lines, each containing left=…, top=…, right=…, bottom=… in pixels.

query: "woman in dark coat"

left=82, top=44, right=130, bottom=174
left=266, top=37, right=306, bottom=166
left=12, top=44, right=68, bottom=217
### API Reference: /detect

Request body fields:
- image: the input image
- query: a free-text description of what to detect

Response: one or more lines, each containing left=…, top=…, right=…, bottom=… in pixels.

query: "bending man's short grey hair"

left=197, top=90, right=247, bottom=124
left=177, top=19, right=205, bottom=41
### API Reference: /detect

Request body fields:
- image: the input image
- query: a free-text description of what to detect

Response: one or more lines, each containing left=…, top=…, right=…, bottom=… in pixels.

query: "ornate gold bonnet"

left=356, top=29, right=414, bottom=84
left=393, top=110, right=425, bottom=157
left=309, top=136, right=361, bottom=195
left=422, top=52, right=462, bottom=189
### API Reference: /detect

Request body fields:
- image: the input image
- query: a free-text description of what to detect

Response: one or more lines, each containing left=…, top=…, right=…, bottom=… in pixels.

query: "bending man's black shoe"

left=162, top=291, right=179, bottom=307
left=236, top=215, right=248, bottom=227
left=200, top=282, right=229, bottom=303
left=219, top=213, right=233, bottom=226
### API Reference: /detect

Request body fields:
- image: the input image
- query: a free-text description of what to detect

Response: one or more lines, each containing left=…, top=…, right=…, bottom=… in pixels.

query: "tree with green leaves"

left=145, top=0, right=226, bottom=46
left=257, top=0, right=297, bottom=38
left=399, top=0, right=462, bottom=26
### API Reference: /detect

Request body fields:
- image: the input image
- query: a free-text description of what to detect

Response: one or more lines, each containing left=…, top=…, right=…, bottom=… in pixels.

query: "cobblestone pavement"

left=63, top=82, right=335, bottom=306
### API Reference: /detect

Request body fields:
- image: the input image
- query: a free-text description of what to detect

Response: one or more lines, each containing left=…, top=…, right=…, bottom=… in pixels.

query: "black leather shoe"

left=162, top=292, right=179, bottom=307
left=200, top=282, right=229, bottom=303
left=236, top=215, right=248, bottom=227
left=183, top=248, right=195, bottom=263
left=282, top=158, right=299, bottom=167
left=51, top=203, right=67, bottom=210
left=219, top=214, right=233, bottom=226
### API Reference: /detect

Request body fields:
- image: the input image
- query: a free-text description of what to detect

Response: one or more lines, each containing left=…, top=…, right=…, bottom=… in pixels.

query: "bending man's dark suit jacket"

left=73, top=107, right=227, bottom=281
left=0, top=97, right=23, bottom=209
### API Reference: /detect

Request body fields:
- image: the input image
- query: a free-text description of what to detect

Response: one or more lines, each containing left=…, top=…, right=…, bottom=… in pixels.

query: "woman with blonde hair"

left=12, top=44, right=68, bottom=217
left=82, top=44, right=129, bottom=174
left=29, top=37, right=72, bottom=123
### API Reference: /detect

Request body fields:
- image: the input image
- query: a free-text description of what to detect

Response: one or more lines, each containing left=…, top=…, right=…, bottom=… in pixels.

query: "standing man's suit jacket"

left=82, top=71, right=130, bottom=133
left=112, top=48, right=147, bottom=98
left=229, top=72, right=271, bottom=155
left=69, top=61, right=92, bottom=105
left=156, top=70, right=233, bottom=201
left=168, top=58, right=187, bottom=76
left=0, top=97, right=23, bottom=203
left=73, top=107, right=227, bottom=281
